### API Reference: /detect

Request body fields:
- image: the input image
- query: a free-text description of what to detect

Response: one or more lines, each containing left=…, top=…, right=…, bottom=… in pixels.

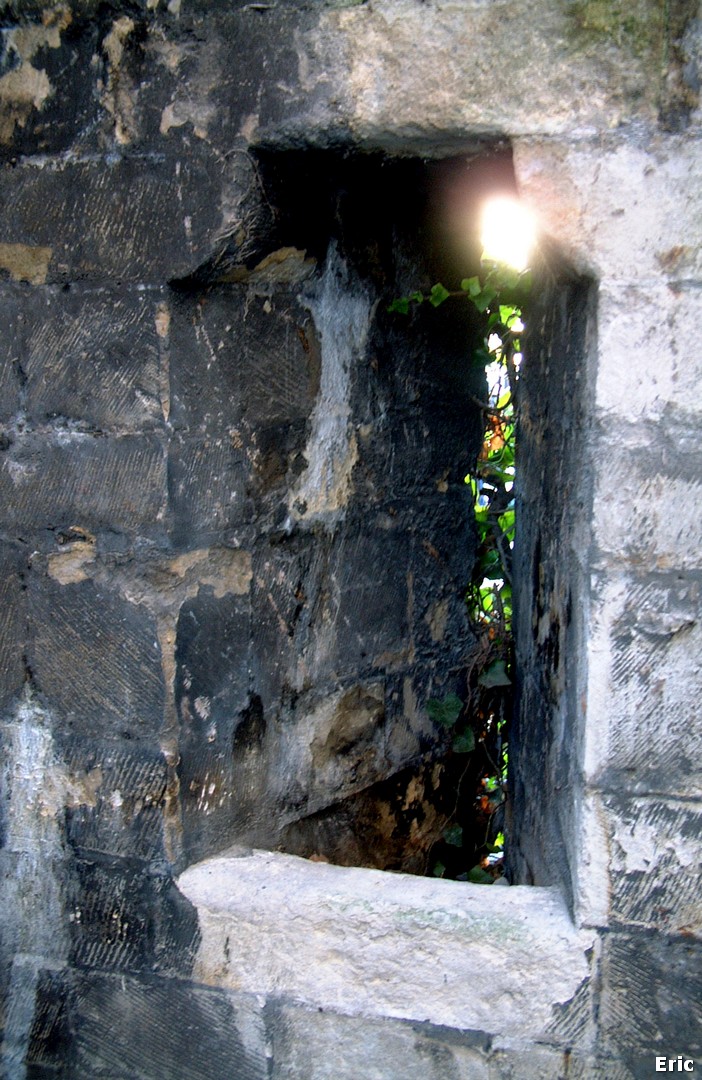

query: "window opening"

left=172, top=146, right=593, bottom=903
left=388, top=198, right=533, bottom=882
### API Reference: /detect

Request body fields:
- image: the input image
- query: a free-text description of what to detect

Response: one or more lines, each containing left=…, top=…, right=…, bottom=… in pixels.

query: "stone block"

left=487, top=1043, right=571, bottom=1080
left=69, top=856, right=199, bottom=977
left=0, top=283, right=22, bottom=421
left=168, top=288, right=319, bottom=437
left=591, top=423, right=702, bottom=569
left=0, top=431, right=167, bottom=538
left=23, top=285, right=166, bottom=432
left=28, top=572, right=164, bottom=743
left=249, top=542, right=302, bottom=713
left=331, top=525, right=410, bottom=679
left=167, top=434, right=250, bottom=548
left=175, top=588, right=252, bottom=863
left=596, top=284, right=702, bottom=421
left=515, top=136, right=702, bottom=283
left=0, top=543, right=27, bottom=715
left=0, top=12, right=100, bottom=160
left=602, top=794, right=702, bottom=934
left=0, top=847, right=69, bottom=966
left=57, top=735, right=168, bottom=863
left=584, top=570, right=702, bottom=797
left=19, top=967, right=268, bottom=1080
left=0, top=151, right=237, bottom=284
left=290, top=0, right=665, bottom=147
left=8, top=960, right=73, bottom=1079
left=268, top=1000, right=490, bottom=1080
left=599, top=930, right=702, bottom=1075
left=178, top=849, right=595, bottom=1040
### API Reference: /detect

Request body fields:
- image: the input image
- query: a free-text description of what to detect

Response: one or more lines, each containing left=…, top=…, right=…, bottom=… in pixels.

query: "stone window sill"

left=177, top=848, right=594, bottom=1040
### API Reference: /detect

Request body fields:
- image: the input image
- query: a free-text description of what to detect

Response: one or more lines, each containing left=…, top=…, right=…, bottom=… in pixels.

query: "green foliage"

left=390, top=259, right=530, bottom=884
left=426, top=693, right=463, bottom=728
left=478, top=660, right=511, bottom=689
left=429, top=282, right=451, bottom=307
left=452, top=729, right=475, bottom=754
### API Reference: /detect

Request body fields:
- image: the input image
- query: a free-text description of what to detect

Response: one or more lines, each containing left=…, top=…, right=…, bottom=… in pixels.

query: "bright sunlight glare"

left=480, top=197, right=536, bottom=271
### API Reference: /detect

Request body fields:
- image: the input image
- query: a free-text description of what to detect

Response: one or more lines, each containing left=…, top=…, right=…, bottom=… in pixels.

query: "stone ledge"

left=177, top=848, right=595, bottom=1041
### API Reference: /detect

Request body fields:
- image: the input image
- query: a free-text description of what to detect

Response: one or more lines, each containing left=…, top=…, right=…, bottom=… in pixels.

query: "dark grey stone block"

left=599, top=930, right=702, bottom=1076
left=22, top=968, right=267, bottom=1080
left=68, top=856, right=199, bottom=977
left=168, top=288, right=319, bottom=436
left=58, top=736, right=168, bottom=863
left=166, top=433, right=250, bottom=548
left=0, top=152, right=237, bottom=284
left=28, top=573, right=164, bottom=743
left=0, top=284, right=23, bottom=422
left=23, top=285, right=166, bottom=432
left=175, top=588, right=252, bottom=863
left=0, top=543, right=27, bottom=715
left=0, top=13, right=101, bottom=161
left=0, top=432, right=167, bottom=538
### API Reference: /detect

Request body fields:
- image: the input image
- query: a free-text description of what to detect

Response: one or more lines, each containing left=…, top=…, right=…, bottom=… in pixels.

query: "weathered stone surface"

left=596, top=284, right=702, bottom=422
left=22, top=285, right=166, bottom=432
left=0, top=1, right=700, bottom=1075
left=509, top=268, right=595, bottom=902
left=167, top=288, right=319, bottom=438
left=487, top=1042, right=573, bottom=1080
left=19, top=968, right=268, bottom=1080
left=0, top=284, right=22, bottom=422
left=514, top=136, right=702, bottom=282
left=268, top=1000, right=492, bottom=1080
left=1, top=0, right=695, bottom=158
left=599, top=930, right=702, bottom=1075
left=0, top=9, right=100, bottom=158
left=68, top=855, right=199, bottom=976
left=591, top=424, right=702, bottom=568
left=0, top=431, right=167, bottom=538
left=0, top=152, right=240, bottom=284
left=585, top=569, right=702, bottom=797
left=0, top=543, right=26, bottom=715
left=178, top=849, right=595, bottom=1040
left=58, top=735, right=168, bottom=863
left=28, top=571, right=165, bottom=742
left=265, top=0, right=670, bottom=146
left=167, top=434, right=250, bottom=548
left=602, top=794, right=702, bottom=934
left=175, top=589, right=252, bottom=863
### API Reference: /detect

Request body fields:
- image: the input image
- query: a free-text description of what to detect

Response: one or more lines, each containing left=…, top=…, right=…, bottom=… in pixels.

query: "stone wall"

left=1, top=1, right=701, bottom=1078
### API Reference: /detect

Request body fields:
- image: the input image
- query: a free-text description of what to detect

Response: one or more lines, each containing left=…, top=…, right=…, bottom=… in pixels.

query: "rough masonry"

left=0, top=1, right=701, bottom=1077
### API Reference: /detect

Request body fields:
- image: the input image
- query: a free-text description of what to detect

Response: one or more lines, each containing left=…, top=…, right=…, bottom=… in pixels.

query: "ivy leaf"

left=473, top=285, right=498, bottom=313
left=478, top=660, right=512, bottom=688
left=432, top=860, right=446, bottom=878
left=467, top=865, right=494, bottom=884
left=429, top=282, right=451, bottom=307
left=426, top=693, right=463, bottom=728
left=452, top=729, right=475, bottom=754
left=444, top=824, right=463, bottom=847
left=387, top=297, right=410, bottom=315
left=461, top=276, right=482, bottom=297
left=387, top=291, right=425, bottom=315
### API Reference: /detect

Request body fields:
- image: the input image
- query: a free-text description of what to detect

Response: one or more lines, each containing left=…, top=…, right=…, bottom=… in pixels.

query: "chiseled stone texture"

left=0, top=0, right=700, bottom=1076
